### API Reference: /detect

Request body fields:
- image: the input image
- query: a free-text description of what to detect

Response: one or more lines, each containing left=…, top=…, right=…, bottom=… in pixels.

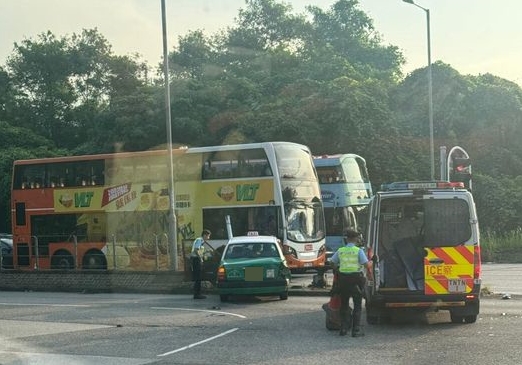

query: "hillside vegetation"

left=1, top=1, right=521, bottom=261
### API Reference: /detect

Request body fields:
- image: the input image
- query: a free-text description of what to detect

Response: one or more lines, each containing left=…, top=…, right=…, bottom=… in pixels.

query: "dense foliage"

left=1, top=0, right=521, bottom=237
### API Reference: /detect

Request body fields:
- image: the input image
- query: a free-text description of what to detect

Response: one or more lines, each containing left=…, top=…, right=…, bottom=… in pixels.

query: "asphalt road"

left=0, top=263, right=520, bottom=365
left=480, top=263, right=522, bottom=296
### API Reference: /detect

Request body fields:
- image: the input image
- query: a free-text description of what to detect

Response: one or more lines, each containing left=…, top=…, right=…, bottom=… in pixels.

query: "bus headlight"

left=283, top=245, right=298, bottom=259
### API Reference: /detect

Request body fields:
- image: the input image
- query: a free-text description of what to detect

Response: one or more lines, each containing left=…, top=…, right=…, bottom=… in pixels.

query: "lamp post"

left=403, top=0, right=435, bottom=180
left=161, top=0, right=178, bottom=270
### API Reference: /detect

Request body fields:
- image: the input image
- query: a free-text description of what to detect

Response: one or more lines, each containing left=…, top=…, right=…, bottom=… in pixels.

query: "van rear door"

left=421, top=193, right=476, bottom=295
left=424, top=245, right=474, bottom=295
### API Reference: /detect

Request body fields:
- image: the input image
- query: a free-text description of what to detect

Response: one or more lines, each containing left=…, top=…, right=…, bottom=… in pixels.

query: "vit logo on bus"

left=58, top=191, right=94, bottom=208
left=59, top=191, right=94, bottom=208
left=236, top=184, right=260, bottom=201
left=75, top=192, right=94, bottom=208
left=58, top=192, right=94, bottom=208
left=217, top=184, right=260, bottom=202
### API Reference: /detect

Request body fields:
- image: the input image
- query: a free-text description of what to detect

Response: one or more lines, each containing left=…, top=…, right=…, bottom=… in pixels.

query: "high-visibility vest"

left=338, top=245, right=361, bottom=273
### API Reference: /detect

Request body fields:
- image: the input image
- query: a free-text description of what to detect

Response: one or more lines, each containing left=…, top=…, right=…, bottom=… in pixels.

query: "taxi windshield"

left=224, top=242, right=279, bottom=259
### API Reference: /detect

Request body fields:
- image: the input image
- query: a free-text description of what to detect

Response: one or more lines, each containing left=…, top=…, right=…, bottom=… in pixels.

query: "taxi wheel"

left=279, top=292, right=288, bottom=300
left=220, top=294, right=229, bottom=302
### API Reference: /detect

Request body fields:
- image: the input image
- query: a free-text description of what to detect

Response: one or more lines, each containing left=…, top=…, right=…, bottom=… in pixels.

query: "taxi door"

left=201, top=242, right=224, bottom=282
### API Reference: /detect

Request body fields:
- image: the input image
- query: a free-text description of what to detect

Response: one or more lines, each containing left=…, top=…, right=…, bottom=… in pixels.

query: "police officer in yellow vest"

left=330, top=229, right=373, bottom=337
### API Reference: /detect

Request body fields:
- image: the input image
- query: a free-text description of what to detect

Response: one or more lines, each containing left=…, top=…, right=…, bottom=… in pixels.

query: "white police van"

left=364, top=181, right=481, bottom=324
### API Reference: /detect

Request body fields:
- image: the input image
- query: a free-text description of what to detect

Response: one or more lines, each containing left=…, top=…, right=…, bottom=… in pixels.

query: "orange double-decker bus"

left=10, top=142, right=326, bottom=271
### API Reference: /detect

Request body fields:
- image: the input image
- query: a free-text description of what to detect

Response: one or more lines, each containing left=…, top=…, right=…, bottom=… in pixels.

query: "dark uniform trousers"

left=191, top=256, right=202, bottom=296
left=338, top=271, right=365, bottom=334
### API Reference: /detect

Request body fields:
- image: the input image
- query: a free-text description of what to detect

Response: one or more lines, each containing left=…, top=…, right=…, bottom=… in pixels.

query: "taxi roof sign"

left=247, top=231, right=259, bottom=236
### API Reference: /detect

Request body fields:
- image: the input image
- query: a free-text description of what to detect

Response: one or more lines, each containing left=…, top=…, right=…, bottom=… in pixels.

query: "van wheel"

left=450, top=313, right=464, bottom=323
left=366, top=314, right=380, bottom=325
left=366, top=304, right=383, bottom=325
left=464, top=315, right=477, bottom=324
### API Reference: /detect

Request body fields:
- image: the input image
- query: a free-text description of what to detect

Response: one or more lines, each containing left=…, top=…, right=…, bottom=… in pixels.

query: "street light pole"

left=161, top=0, right=178, bottom=270
left=403, top=0, right=435, bottom=180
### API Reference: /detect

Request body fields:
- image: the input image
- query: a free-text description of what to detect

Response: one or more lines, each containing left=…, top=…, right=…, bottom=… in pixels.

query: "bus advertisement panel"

left=313, top=154, right=373, bottom=263
left=11, top=142, right=326, bottom=272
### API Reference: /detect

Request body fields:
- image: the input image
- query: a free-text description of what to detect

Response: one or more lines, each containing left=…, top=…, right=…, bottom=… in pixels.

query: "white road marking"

left=151, top=306, right=247, bottom=318
left=0, top=302, right=90, bottom=307
left=0, top=351, right=151, bottom=365
left=157, top=328, right=239, bottom=357
left=0, top=320, right=113, bottom=339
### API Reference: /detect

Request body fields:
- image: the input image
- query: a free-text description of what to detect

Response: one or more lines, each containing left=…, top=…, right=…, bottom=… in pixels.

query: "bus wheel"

left=83, top=252, right=107, bottom=270
left=51, top=251, right=74, bottom=270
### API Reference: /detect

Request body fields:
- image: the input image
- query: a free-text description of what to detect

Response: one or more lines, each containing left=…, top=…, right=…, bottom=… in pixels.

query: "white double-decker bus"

left=313, top=153, right=373, bottom=264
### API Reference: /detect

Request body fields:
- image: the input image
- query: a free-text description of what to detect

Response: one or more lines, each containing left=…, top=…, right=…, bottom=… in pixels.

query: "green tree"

left=0, top=121, right=64, bottom=232
left=6, top=29, right=153, bottom=152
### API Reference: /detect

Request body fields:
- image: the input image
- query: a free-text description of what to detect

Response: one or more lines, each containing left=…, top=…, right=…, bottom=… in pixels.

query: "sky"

left=0, top=0, right=521, bottom=85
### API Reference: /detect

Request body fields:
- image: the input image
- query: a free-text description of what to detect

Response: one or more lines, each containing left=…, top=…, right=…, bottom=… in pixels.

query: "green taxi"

left=216, top=234, right=291, bottom=302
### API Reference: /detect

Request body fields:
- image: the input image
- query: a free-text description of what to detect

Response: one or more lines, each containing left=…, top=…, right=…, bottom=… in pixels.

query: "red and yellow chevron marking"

left=424, top=246, right=474, bottom=295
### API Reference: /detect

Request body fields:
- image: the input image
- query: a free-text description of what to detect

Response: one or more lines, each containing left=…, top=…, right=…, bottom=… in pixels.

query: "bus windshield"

left=274, top=143, right=325, bottom=244
left=285, top=200, right=325, bottom=243
left=274, top=143, right=317, bottom=181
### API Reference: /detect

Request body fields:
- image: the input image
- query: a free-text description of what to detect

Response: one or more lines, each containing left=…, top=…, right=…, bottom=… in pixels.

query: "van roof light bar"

left=381, top=181, right=464, bottom=191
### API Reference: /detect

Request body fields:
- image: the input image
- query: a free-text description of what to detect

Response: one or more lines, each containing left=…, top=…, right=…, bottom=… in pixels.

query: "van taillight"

left=473, top=245, right=481, bottom=279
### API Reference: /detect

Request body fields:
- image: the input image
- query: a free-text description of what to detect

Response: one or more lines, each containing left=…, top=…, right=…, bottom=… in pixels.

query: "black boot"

left=352, top=327, right=364, bottom=337
left=340, top=316, right=350, bottom=336
left=351, top=315, right=364, bottom=337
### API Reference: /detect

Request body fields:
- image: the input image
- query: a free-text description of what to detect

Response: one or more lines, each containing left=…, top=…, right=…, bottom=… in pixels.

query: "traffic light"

left=451, top=157, right=472, bottom=190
